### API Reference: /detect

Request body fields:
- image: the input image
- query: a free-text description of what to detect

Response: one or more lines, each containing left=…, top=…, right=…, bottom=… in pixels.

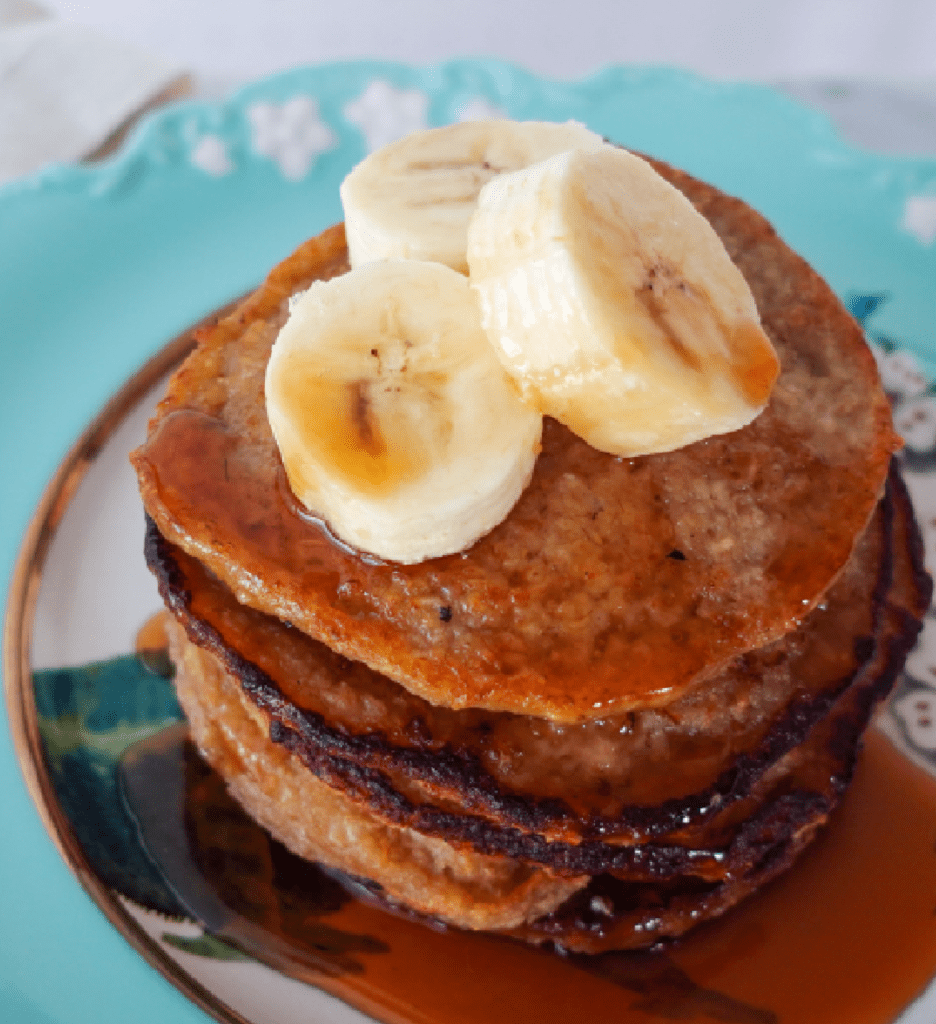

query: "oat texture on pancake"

left=151, top=469, right=927, bottom=950
left=133, top=159, right=899, bottom=723
left=131, top=143, right=928, bottom=952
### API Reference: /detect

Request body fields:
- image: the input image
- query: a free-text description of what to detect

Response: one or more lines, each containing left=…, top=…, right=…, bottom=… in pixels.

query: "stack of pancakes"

left=132, top=158, right=930, bottom=953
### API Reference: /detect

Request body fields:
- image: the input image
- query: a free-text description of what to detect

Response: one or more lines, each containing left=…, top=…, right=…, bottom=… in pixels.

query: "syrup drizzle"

left=121, top=624, right=936, bottom=1024
left=306, top=728, right=936, bottom=1024
left=135, top=610, right=173, bottom=677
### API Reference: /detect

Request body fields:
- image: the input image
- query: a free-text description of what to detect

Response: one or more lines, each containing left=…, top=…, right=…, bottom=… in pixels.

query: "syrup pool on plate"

left=117, top=625, right=936, bottom=1024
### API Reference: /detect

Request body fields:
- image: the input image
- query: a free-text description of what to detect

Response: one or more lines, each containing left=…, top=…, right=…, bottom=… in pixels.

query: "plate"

left=3, top=59, right=936, bottom=1024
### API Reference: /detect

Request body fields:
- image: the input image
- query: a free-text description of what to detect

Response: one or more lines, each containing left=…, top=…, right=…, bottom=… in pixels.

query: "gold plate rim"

left=1, top=308, right=254, bottom=1024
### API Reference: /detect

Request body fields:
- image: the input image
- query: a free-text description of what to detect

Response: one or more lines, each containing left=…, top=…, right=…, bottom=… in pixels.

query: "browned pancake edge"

left=132, top=160, right=899, bottom=721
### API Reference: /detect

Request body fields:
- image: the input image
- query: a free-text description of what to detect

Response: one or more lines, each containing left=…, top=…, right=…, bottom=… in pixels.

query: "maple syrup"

left=299, top=728, right=936, bottom=1024
left=120, top=710, right=936, bottom=1024
left=135, top=609, right=173, bottom=677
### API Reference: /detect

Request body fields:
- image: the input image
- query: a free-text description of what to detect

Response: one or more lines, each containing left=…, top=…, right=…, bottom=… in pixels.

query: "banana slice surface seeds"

left=265, top=259, right=543, bottom=564
left=467, top=145, right=781, bottom=457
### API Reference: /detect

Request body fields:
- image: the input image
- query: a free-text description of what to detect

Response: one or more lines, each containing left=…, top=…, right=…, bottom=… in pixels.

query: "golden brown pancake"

left=133, top=153, right=927, bottom=954
left=145, top=485, right=887, bottom=857
left=132, top=157, right=899, bottom=722
left=517, top=469, right=931, bottom=951
left=160, top=470, right=927, bottom=949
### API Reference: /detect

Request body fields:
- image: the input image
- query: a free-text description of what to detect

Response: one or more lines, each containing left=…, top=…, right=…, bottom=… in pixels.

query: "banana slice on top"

left=467, top=145, right=781, bottom=457
left=265, top=259, right=543, bottom=564
left=340, top=119, right=605, bottom=273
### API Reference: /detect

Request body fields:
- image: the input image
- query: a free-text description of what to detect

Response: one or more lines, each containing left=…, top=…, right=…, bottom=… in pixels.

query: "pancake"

left=144, top=482, right=889, bottom=857
left=160, top=469, right=927, bottom=948
left=132, top=147, right=927, bottom=953
left=166, top=608, right=587, bottom=932
left=131, top=157, right=899, bottom=723
left=516, top=467, right=931, bottom=952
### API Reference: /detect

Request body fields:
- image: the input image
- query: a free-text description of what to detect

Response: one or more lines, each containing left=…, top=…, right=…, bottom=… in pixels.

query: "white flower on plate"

left=343, top=80, right=429, bottom=152
left=189, top=135, right=234, bottom=177
left=902, top=196, right=936, bottom=246
left=247, top=96, right=338, bottom=181
left=893, top=689, right=936, bottom=752
left=455, top=96, right=507, bottom=122
left=902, top=615, right=936, bottom=688
left=894, top=394, right=936, bottom=453
left=870, top=344, right=929, bottom=402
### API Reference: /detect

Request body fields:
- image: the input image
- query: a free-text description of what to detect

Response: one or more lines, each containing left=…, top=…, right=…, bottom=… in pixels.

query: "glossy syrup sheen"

left=143, top=703, right=936, bottom=1024
left=274, top=363, right=429, bottom=498
left=296, top=730, right=936, bottom=1024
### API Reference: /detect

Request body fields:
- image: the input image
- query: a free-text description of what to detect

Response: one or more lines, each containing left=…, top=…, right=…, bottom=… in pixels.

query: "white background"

left=39, top=0, right=936, bottom=88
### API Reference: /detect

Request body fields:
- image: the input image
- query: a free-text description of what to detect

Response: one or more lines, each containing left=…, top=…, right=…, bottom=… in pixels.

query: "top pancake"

left=132, top=157, right=898, bottom=722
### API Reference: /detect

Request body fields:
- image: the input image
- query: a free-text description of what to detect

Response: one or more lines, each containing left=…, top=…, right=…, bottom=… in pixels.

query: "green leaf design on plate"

left=32, top=650, right=388, bottom=977
left=161, top=933, right=251, bottom=961
left=33, top=655, right=189, bottom=919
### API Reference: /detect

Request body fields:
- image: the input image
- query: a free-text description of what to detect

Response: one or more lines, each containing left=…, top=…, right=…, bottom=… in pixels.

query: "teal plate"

left=3, top=60, right=936, bottom=1024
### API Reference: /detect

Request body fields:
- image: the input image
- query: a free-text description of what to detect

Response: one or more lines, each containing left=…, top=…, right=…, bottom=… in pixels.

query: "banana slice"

left=265, top=259, right=543, bottom=564
left=467, top=145, right=781, bottom=457
left=340, top=120, right=605, bottom=273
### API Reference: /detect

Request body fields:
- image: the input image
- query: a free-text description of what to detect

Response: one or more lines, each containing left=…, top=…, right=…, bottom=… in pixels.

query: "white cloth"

left=0, top=0, right=187, bottom=184
left=36, top=0, right=936, bottom=90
